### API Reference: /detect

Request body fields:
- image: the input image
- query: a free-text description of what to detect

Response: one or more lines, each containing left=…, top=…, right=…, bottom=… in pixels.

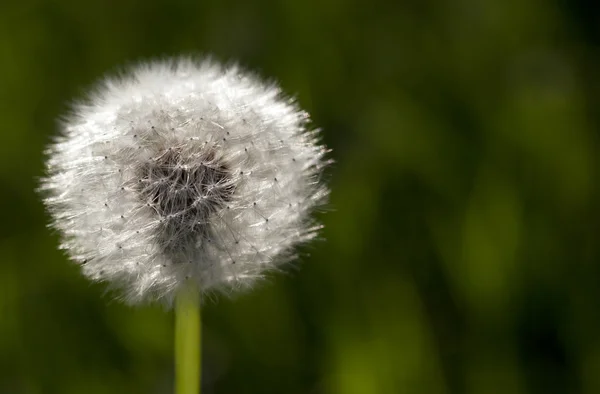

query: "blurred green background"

left=1, top=0, right=600, bottom=393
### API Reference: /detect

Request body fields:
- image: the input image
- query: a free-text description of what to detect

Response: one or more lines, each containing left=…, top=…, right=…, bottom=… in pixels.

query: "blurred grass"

left=1, top=0, right=600, bottom=393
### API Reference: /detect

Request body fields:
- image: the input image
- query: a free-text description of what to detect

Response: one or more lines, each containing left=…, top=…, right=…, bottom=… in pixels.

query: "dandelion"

left=39, top=57, right=329, bottom=394
left=40, top=57, right=329, bottom=305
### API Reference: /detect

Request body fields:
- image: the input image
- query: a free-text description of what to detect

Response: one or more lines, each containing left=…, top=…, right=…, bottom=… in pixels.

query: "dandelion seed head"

left=40, top=57, right=329, bottom=305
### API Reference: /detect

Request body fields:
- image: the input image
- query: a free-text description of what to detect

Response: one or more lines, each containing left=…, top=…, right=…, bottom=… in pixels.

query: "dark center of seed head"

left=136, top=148, right=234, bottom=256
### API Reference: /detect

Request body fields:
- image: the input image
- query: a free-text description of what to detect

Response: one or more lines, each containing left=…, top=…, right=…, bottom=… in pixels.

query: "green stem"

left=175, top=287, right=201, bottom=394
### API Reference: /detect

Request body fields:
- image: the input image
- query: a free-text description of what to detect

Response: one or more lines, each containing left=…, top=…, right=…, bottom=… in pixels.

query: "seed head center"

left=136, top=147, right=234, bottom=255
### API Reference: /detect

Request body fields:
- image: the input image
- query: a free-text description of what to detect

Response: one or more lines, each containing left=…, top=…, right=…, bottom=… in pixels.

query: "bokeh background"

left=1, top=0, right=600, bottom=393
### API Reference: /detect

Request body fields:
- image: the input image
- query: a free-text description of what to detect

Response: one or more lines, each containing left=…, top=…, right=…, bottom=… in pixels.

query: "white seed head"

left=40, top=57, right=329, bottom=306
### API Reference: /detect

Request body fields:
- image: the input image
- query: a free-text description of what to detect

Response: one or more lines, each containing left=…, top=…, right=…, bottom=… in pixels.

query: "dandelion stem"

left=175, top=287, right=201, bottom=394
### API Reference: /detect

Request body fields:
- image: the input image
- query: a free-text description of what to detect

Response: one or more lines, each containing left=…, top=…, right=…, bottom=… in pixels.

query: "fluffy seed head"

left=40, top=57, right=329, bottom=305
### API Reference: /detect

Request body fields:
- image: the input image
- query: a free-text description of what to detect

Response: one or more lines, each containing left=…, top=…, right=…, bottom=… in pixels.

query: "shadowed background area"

left=1, top=0, right=600, bottom=393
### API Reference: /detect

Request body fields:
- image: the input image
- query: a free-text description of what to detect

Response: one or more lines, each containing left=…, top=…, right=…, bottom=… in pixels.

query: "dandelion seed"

left=40, top=57, right=330, bottom=306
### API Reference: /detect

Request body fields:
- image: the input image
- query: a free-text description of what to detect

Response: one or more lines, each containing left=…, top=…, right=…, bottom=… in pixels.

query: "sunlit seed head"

left=39, top=57, right=330, bottom=306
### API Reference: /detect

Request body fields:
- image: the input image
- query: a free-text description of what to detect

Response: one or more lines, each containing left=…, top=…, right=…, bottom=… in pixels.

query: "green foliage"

left=0, top=0, right=598, bottom=393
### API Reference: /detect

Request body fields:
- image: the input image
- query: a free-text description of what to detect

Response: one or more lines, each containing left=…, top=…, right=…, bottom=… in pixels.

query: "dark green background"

left=2, top=0, right=600, bottom=393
